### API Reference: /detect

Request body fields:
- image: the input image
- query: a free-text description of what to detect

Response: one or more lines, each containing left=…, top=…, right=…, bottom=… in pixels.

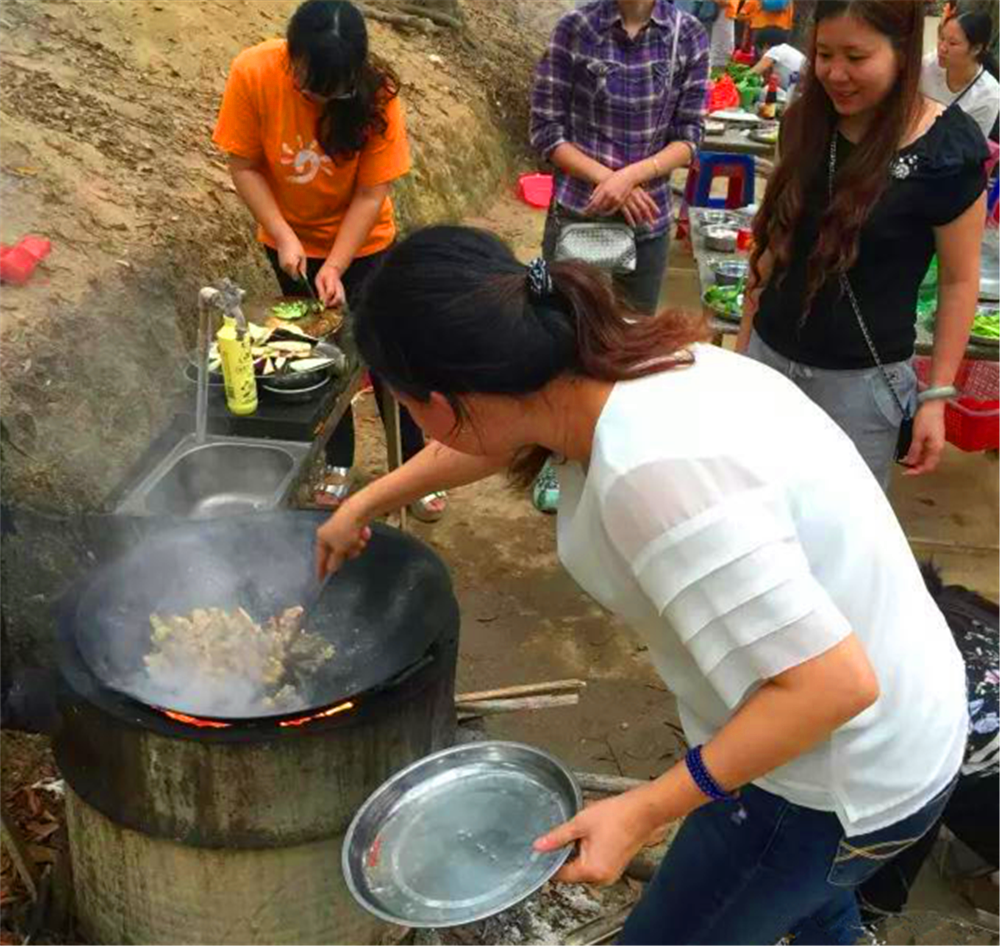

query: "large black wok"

left=64, top=511, right=458, bottom=720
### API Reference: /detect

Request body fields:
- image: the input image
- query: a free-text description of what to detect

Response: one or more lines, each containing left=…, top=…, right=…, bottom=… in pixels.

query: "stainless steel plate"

left=343, top=742, right=582, bottom=928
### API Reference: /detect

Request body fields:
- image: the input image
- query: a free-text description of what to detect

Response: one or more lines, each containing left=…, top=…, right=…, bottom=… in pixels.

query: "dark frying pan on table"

left=63, top=511, right=457, bottom=721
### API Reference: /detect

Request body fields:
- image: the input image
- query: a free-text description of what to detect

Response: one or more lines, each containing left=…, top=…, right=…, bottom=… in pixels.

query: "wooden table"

left=690, top=208, right=1000, bottom=362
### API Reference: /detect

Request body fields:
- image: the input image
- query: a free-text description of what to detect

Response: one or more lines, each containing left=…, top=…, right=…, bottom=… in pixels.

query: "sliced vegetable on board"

left=271, top=300, right=324, bottom=321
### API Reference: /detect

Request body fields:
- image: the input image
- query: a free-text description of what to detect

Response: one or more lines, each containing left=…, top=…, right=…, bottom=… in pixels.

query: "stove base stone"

left=67, top=788, right=383, bottom=945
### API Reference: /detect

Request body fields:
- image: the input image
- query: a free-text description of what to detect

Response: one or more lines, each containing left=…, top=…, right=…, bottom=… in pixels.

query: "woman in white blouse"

left=316, top=227, right=967, bottom=945
left=921, top=12, right=1000, bottom=140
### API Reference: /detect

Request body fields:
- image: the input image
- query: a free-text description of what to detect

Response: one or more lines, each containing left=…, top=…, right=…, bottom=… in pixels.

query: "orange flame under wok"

left=158, top=699, right=356, bottom=729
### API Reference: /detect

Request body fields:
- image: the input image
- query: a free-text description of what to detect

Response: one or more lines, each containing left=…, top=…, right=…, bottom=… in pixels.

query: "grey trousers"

left=541, top=207, right=670, bottom=316
left=746, top=331, right=918, bottom=491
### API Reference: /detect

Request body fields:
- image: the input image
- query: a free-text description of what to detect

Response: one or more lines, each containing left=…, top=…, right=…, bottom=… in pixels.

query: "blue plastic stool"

left=685, top=152, right=756, bottom=209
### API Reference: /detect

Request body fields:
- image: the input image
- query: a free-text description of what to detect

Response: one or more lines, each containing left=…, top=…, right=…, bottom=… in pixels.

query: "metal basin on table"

left=115, top=435, right=311, bottom=518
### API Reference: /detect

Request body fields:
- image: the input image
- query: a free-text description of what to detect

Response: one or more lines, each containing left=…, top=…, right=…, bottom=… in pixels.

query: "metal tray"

left=343, top=742, right=582, bottom=928
left=712, top=108, right=762, bottom=124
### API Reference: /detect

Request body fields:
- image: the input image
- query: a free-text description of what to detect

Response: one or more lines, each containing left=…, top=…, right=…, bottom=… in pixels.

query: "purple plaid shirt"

left=530, top=0, right=710, bottom=240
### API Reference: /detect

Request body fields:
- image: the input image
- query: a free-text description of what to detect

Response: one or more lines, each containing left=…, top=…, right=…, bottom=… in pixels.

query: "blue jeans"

left=619, top=780, right=956, bottom=945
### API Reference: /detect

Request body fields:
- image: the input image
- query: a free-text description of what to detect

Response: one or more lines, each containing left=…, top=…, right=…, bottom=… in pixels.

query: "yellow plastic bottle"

left=216, top=315, right=258, bottom=416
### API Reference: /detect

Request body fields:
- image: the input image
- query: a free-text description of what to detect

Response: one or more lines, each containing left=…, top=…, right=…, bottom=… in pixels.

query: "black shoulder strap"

left=953, top=68, right=985, bottom=108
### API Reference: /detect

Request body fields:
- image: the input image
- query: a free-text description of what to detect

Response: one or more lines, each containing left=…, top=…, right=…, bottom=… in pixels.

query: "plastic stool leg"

left=725, top=172, right=743, bottom=209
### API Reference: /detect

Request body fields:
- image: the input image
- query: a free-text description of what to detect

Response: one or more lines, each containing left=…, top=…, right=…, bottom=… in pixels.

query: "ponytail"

left=354, top=226, right=709, bottom=486
left=953, top=12, right=998, bottom=78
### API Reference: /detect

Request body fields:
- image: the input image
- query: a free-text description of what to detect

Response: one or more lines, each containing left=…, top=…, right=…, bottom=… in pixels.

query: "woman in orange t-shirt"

left=213, top=0, right=446, bottom=521
left=739, top=0, right=795, bottom=57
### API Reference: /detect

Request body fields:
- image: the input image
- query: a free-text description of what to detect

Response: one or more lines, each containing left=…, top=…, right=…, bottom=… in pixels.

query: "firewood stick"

left=565, top=907, right=634, bottom=946
left=455, top=679, right=587, bottom=704
left=573, top=771, right=649, bottom=795
left=455, top=694, right=579, bottom=716
left=908, top=536, right=1000, bottom=554
left=1, top=805, right=39, bottom=900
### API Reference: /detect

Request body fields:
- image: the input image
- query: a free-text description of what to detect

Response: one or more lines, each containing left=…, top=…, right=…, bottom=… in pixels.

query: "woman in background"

left=740, top=0, right=795, bottom=57
left=921, top=12, right=1000, bottom=140
left=213, top=0, right=446, bottom=521
left=738, top=0, right=987, bottom=491
left=528, top=0, right=709, bottom=512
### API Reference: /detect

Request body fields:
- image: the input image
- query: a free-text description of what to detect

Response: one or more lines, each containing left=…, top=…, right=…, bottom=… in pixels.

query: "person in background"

left=710, top=0, right=740, bottom=71
left=213, top=0, right=446, bottom=522
left=922, top=12, right=1000, bottom=141
left=749, top=40, right=806, bottom=89
left=677, top=0, right=737, bottom=70
left=741, top=0, right=795, bottom=57
left=315, top=224, right=968, bottom=946
left=529, top=0, right=709, bottom=512
left=855, top=565, right=999, bottom=930
left=738, top=0, right=987, bottom=492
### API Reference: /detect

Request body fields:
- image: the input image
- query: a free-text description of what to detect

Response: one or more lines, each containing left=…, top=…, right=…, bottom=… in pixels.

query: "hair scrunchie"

left=526, top=257, right=554, bottom=300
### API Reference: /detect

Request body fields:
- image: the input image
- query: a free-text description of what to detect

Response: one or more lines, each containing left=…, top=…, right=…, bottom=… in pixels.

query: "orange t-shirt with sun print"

left=212, top=39, right=410, bottom=259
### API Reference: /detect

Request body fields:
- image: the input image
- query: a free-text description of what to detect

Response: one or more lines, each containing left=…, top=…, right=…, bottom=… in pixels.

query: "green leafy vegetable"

left=271, top=300, right=324, bottom=321
left=704, top=281, right=745, bottom=319
left=971, top=309, right=1000, bottom=340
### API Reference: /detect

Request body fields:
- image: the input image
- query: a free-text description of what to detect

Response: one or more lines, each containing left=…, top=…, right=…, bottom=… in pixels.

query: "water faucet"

left=195, top=279, right=247, bottom=444
left=213, top=278, right=248, bottom=334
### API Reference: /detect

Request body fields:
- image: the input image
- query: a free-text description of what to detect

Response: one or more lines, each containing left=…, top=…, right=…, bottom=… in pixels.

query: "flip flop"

left=532, top=461, right=559, bottom=514
left=314, top=466, right=352, bottom=510
left=409, top=491, right=448, bottom=523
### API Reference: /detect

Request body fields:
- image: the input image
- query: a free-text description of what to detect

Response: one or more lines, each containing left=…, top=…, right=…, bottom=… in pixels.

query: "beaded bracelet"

left=685, top=745, right=748, bottom=825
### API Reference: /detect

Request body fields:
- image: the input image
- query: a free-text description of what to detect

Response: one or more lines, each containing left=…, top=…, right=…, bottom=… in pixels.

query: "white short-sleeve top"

left=921, top=52, right=1000, bottom=140
left=557, top=345, right=967, bottom=836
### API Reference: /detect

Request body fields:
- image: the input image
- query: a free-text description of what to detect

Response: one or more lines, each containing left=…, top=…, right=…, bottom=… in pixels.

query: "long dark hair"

left=751, top=1, right=924, bottom=316
left=355, top=226, right=710, bottom=485
left=286, top=0, right=400, bottom=163
left=952, top=12, right=999, bottom=79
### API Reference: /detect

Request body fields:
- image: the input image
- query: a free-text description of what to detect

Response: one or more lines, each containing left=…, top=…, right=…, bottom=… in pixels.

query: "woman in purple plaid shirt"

left=529, top=0, right=710, bottom=513
left=530, top=0, right=710, bottom=315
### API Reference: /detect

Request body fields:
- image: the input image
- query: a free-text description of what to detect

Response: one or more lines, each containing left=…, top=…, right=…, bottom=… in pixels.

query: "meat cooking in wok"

left=142, top=605, right=335, bottom=715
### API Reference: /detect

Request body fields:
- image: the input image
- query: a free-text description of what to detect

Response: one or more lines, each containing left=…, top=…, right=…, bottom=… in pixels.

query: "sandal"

left=532, top=461, right=559, bottom=514
left=314, top=466, right=352, bottom=510
left=409, top=491, right=448, bottom=523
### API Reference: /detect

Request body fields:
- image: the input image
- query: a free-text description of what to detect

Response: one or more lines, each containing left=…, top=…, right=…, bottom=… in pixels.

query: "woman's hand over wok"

left=316, top=501, right=372, bottom=579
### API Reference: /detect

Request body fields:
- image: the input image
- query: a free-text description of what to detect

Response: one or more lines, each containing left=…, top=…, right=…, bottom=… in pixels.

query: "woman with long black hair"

left=737, top=1, right=988, bottom=491
left=922, top=11, right=1000, bottom=140
left=213, top=0, right=446, bottom=521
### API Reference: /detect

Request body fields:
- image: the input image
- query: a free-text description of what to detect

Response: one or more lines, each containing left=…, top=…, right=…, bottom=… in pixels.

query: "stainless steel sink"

left=115, top=435, right=312, bottom=518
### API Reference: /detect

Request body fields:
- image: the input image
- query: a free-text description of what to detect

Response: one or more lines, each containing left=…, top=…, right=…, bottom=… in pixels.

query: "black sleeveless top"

left=755, top=105, right=988, bottom=369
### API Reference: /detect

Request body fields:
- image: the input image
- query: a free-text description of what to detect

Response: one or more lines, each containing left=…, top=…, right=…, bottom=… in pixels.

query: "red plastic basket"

left=517, top=173, right=553, bottom=209
left=914, top=356, right=1000, bottom=452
